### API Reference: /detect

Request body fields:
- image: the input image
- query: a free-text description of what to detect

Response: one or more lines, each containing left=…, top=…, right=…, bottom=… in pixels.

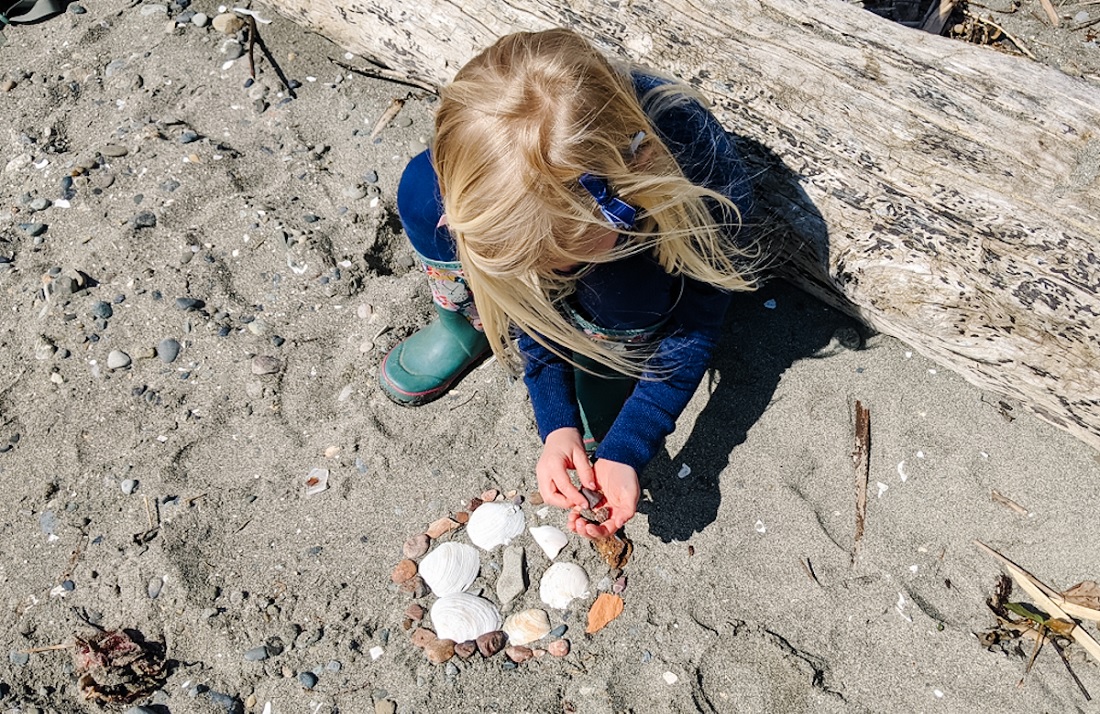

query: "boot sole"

left=379, top=346, right=490, bottom=407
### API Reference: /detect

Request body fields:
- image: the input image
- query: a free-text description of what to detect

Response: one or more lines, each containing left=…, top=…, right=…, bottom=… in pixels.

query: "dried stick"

left=800, top=557, right=822, bottom=586
left=966, top=10, right=1039, bottom=59
left=330, top=59, right=438, bottom=94
left=247, top=14, right=257, bottom=79
left=851, top=401, right=870, bottom=565
left=990, top=489, right=1030, bottom=516
left=1038, top=0, right=1061, bottom=25
left=1051, top=637, right=1092, bottom=701
left=369, top=98, right=407, bottom=142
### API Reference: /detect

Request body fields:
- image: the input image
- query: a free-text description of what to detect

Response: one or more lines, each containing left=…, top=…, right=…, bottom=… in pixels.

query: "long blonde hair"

left=433, top=28, right=757, bottom=377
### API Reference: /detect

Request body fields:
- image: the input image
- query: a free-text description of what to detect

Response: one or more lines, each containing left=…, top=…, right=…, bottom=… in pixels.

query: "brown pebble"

left=410, top=628, right=437, bottom=648
left=612, top=576, right=627, bottom=594
left=505, top=645, right=533, bottom=663
left=375, top=700, right=397, bottom=714
left=405, top=603, right=425, bottom=621
left=454, top=511, right=469, bottom=524
left=425, top=517, right=459, bottom=539
left=399, top=575, right=427, bottom=597
left=402, top=533, right=430, bottom=559
left=390, top=559, right=417, bottom=584
left=480, top=488, right=499, bottom=502
left=425, top=638, right=456, bottom=664
left=467, top=497, right=483, bottom=512
left=533, top=648, right=546, bottom=658
left=528, top=491, right=544, bottom=506
left=402, top=618, right=413, bottom=631
left=476, top=629, right=506, bottom=658
left=548, top=639, right=570, bottom=657
left=454, top=640, right=477, bottom=659
left=0, top=79, right=16, bottom=93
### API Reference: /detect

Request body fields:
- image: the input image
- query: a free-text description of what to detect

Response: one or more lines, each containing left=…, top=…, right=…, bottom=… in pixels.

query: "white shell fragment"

left=529, top=525, right=568, bottom=560
left=466, top=502, right=525, bottom=551
left=430, top=593, right=502, bottom=643
left=304, top=468, right=328, bottom=496
left=503, top=608, right=551, bottom=646
left=539, top=562, right=590, bottom=609
left=419, top=542, right=480, bottom=597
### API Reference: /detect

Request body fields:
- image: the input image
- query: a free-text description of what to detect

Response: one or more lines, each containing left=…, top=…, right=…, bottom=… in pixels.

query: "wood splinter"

left=851, top=400, right=870, bottom=566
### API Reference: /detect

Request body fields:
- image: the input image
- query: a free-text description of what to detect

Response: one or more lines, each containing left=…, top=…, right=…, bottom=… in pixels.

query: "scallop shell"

left=539, top=562, right=590, bottom=609
left=529, top=525, right=568, bottom=560
left=430, top=592, right=502, bottom=643
left=466, top=501, right=525, bottom=551
left=418, top=542, right=480, bottom=597
left=503, top=608, right=552, bottom=646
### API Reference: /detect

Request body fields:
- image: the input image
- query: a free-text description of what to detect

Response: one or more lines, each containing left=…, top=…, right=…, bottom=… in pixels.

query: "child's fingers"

left=571, top=447, right=596, bottom=489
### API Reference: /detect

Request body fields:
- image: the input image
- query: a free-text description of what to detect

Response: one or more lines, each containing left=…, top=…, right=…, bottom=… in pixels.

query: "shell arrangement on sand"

left=529, top=525, right=568, bottom=560
left=466, top=502, right=525, bottom=550
left=539, top=562, right=591, bottom=609
left=419, top=542, right=480, bottom=597
left=430, top=592, right=503, bottom=643
left=502, top=608, right=552, bottom=646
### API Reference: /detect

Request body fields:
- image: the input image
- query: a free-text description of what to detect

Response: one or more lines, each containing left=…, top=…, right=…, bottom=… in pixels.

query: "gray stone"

left=133, top=211, right=157, bottom=229
left=157, top=338, right=181, bottom=363
left=18, top=223, right=47, bottom=237
left=107, top=350, right=131, bottom=370
left=139, top=4, right=168, bottom=16
left=101, top=143, right=128, bottom=157
left=68, top=2, right=87, bottom=12
left=28, top=197, right=51, bottom=212
left=495, top=545, right=526, bottom=605
left=224, top=41, right=244, bottom=60
left=251, top=355, right=280, bottom=375
left=191, top=11, right=209, bottom=26
left=175, top=297, right=203, bottom=311
left=147, top=577, right=163, bottom=599
left=179, top=131, right=200, bottom=144
left=243, top=645, right=269, bottom=661
left=120, top=478, right=138, bottom=495
left=298, top=671, right=318, bottom=689
left=8, top=651, right=29, bottom=666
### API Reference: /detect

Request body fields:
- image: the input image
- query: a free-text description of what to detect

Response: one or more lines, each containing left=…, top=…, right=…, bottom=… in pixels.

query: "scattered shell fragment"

left=539, top=563, right=590, bottom=609
left=586, top=592, right=624, bottom=634
left=529, top=525, right=568, bottom=560
left=503, top=609, right=551, bottom=646
left=419, top=542, right=480, bottom=596
left=304, top=468, right=328, bottom=496
left=430, top=593, right=502, bottom=644
left=466, top=502, right=525, bottom=551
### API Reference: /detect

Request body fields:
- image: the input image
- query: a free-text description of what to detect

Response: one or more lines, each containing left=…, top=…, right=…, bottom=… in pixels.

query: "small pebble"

left=342, top=185, right=368, bottom=200
left=476, top=630, right=506, bottom=658
left=454, top=640, right=477, bottom=659
left=139, top=3, right=168, bottom=16
left=147, top=577, right=163, bottom=599
left=61, top=579, right=75, bottom=591
left=8, top=651, right=29, bottom=666
left=101, top=144, right=128, bottom=157
left=123, top=707, right=157, bottom=714
left=28, top=197, right=51, bottom=212
left=179, top=131, right=200, bottom=144
left=374, top=701, right=397, bottom=714
left=120, top=478, right=138, bottom=495
left=405, top=603, right=424, bottom=621
left=91, top=301, right=114, bottom=319
left=402, top=533, right=430, bottom=558
left=212, top=12, right=244, bottom=34
left=364, top=170, right=379, bottom=184
left=251, top=355, right=280, bottom=375
left=444, top=662, right=459, bottom=676
left=157, top=338, right=181, bottom=363
left=298, top=671, right=318, bottom=689
left=133, top=211, right=157, bottom=229
left=191, top=11, right=209, bottom=26
left=69, top=3, right=87, bottom=13
left=506, top=645, right=534, bottom=663
left=175, top=297, right=204, bottom=311
left=243, top=645, right=269, bottom=662
left=107, top=350, right=131, bottom=370
left=223, top=41, right=244, bottom=60
left=549, top=624, right=567, bottom=638
left=548, top=639, right=570, bottom=657
left=19, top=223, right=47, bottom=237
left=424, top=639, right=455, bottom=664
left=325, top=660, right=342, bottom=672
left=410, top=628, right=436, bottom=648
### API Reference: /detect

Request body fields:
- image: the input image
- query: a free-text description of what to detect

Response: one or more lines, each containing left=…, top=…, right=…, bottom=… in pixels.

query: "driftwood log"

left=262, top=0, right=1100, bottom=452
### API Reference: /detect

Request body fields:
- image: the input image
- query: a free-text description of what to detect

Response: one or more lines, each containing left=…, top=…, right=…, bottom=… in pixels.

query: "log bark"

left=261, top=0, right=1100, bottom=451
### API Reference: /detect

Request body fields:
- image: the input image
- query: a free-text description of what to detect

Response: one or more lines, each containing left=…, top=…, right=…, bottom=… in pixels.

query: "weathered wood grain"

left=261, top=0, right=1100, bottom=451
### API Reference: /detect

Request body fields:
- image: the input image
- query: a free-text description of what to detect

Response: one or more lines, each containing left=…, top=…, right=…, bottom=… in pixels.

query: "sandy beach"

left=2, top=2, right=1100, bottom=712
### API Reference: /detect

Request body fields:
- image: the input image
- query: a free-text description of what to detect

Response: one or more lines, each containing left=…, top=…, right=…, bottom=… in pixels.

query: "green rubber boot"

left=574, top=353, right=636, bottom=455
left=381, top=303, right=489, bottom=406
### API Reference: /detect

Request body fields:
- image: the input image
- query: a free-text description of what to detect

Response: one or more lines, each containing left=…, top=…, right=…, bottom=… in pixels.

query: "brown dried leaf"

left=1061, top=581, right=1100, bottom=610
left=585, top=593, right=624, bottom=634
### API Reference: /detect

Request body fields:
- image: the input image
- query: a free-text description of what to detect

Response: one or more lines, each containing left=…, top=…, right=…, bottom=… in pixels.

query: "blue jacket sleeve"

left=518, top=331, right=582, bottom=440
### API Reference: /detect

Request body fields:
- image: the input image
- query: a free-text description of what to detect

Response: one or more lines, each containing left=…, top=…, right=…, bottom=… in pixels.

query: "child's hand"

left=536, top=427, right=592, bottom=510
left=568, top=459, right=639, bottom=539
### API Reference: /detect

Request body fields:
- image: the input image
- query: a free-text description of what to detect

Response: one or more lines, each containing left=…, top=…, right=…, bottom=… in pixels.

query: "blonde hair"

left=433, top=28, right=757, bottom=377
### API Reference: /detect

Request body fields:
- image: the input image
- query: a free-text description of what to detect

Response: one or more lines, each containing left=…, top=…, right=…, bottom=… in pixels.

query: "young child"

left=381, top=28, right=757, bottom=539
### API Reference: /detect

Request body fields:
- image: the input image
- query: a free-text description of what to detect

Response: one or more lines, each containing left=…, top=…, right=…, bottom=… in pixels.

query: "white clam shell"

left=466, top=502, right=525, bottom=551
left=539, top=562, right=590, bottom=609
left=430, top=593, right=502, bottom=643
left=529, top=525, right=568, bottom=560
left=418, top=542, right=480, bottom=597
left=503, top=608, right=552, bottom=646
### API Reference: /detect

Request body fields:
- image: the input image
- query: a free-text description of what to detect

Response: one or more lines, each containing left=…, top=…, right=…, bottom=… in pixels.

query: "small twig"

left=21, top=643, right=72, bottom=654
left=991, top=489, right=1030, bottom=516
left=1020, top=625, right=1046, bottom=685
left=851, top=400, right=870, bottom=565
left=331, top=58, right=438, bottom=94
left=187, top=492, right=207, bottom=506
left=449, top=389, right=479, bottom=411
left=247, top=14, right=257, bottom=80
left=1051, top=636, right=1093, bottom=701
left=966, top=10, right=1039, bottom=58
left=1038, top=0, right=1061, bottom=25
left=800, top=557, right=822, bottom=586
left=368, top=98, right=408, bottom=142
left=143, top=495, right=154, bottom=530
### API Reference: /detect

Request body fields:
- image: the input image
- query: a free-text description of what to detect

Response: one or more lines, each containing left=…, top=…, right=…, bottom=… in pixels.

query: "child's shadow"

left=639, top=281, right=863, bottom=542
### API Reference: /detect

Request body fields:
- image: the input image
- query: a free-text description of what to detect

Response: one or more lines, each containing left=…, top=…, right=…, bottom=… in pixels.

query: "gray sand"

left=2, top=3, right=1100, bottom=712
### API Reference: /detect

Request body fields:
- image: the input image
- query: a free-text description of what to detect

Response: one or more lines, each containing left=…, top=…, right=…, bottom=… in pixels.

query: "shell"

left=430, top=593, right=502, bottom=643
left=418, top=542, right=480, bottom=597
left=503, top=608, right=552, bottom=646
left=529, top=525, right=568, bottom=560
left=466, top=502, right=525, bottom=551
left=539, top=562, right=590, bottom=609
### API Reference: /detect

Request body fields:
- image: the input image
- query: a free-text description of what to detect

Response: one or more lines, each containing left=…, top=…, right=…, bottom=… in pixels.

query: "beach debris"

left=476, top=630, right=507, bottom=658
left=369, top=97, right=407, bottom=141
left=612, top=576, right=628, bottom=594
left=304, top=468, right=328, bottom=496
left=1062, top=582, right=1100, bottom=610
left=466, top=502, right=524, bottom=550
left=530, top=525, right=568, bottom=560
left=663, top=671, right=679, bottom=685
left=429, top=593, right=502, bottom=643
left=390, top=559, right=417, bottom=584
left=496, top=546, right=527, bottom=604
left=503, top=609, right=551, bottom=646
left=403, top=533, right=431, bottom=558
left=851, top=400, right=871, bottom=565
left=677, top=463, right=691, bottom=479
left=990, top=490, right=1030, bottom=517
left=539, top=563, right=590, bottom=609
left=425, top=517, right=459, bottom=539
left=593, top=531, right=633, bottom=570
left=896, top=460, right=908, bottom=482
left=876, top=481, right=889, bottom=498
left=73, top=628, right=168, bottom=704
left=586, top=593, right=624, bottom=634
left=419, top=542, right=479, bottom=596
